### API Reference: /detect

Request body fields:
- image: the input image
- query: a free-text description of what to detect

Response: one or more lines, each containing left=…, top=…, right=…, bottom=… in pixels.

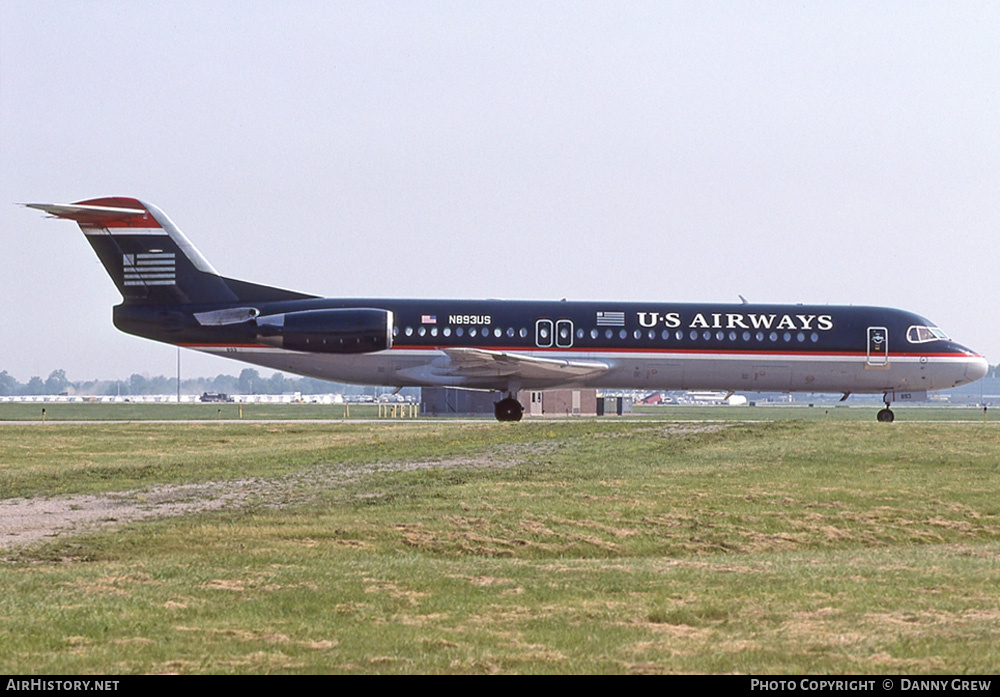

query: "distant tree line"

left=0, top=367, right=408, bottom=397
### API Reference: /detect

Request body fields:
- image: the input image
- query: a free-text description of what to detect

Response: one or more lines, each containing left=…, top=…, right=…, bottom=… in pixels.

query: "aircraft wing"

left=434, top=347, right=609, bottom=383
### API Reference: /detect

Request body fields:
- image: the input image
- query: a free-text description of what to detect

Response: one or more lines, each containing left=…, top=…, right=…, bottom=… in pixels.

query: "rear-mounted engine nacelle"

left=256, top=308, right=393, bottom=354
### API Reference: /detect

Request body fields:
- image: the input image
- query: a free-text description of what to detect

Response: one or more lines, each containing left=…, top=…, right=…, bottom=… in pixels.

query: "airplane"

left=26, top=197, right=989, bottom=422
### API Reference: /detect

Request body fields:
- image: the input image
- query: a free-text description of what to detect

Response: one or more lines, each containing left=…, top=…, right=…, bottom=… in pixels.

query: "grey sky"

left=2, top=1, right=997, bottom=382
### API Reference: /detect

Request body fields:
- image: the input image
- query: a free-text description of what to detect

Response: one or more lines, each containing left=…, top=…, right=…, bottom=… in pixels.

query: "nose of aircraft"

left=965, top=353, right=989, bottom=383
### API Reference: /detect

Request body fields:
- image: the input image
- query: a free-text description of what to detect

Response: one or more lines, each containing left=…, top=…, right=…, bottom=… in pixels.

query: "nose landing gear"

left=877, top=393, right=895, bottom=422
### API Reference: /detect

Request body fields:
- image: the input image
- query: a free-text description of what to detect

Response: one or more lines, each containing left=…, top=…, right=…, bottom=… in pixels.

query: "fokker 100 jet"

left=27, top=198, right=989, bottom=422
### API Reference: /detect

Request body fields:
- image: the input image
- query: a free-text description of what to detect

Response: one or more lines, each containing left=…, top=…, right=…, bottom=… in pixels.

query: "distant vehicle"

left=28, top=197, right=989, bottom=422
left=684, top=391, right=739, bottom=405
left=200, top=392, right=232, bottom=403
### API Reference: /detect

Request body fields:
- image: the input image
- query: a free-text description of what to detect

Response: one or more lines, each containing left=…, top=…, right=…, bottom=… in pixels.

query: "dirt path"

left=1, top=424, right=730, bottom=550
left=0, top=450, right=544, bottom=550
left=0, top=480, right=262, bottom=549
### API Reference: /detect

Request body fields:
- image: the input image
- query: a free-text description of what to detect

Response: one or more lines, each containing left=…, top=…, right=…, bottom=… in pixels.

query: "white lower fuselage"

left=192, top=345, right=985, bottom=396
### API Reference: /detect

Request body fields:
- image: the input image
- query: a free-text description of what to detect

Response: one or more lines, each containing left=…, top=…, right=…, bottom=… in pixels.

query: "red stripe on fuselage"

left=181, top=342, right=973, bottom=359
left=389, top=345, right=973, bottom=358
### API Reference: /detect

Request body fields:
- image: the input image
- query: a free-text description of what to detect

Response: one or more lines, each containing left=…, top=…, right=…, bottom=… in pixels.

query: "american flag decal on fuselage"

left=596, top=311, right=625, bottom=327
left=123, top=252, right=176, bottom=286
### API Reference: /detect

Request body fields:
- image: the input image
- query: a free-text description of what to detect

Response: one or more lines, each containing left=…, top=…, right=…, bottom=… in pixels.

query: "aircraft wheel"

left=494, top=397, right=524, bottom=422
left=876, top=408, right=895, bottom=423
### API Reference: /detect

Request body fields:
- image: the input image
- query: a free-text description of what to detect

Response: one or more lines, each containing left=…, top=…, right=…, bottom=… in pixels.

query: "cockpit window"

left=907, top=325, right=949, bottom=343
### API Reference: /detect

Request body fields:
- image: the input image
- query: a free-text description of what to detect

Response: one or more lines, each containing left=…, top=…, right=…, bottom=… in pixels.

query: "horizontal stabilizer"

left=24, top=202, right=153, bottom=226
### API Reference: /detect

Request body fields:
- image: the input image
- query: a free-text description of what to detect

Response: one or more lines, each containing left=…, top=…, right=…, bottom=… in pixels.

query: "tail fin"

left=26, top=197, right=313, bottom=306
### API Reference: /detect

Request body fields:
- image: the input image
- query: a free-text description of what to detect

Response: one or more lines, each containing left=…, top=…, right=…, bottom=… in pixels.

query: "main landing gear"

left=877, top=393, right=895, bottom=423
left=494, top=394, right=524, bottom=422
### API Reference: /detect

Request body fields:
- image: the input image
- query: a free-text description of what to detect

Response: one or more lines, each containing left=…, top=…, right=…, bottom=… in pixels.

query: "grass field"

left=0, top=401, right=993, bottom=422
left=0, top=402, right=386, bottom=422
left=1, top=415, right=998, bottom=673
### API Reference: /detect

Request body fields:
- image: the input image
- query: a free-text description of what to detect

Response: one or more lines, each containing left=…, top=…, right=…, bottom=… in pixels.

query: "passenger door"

left=867, top=326, right=888, bottom=366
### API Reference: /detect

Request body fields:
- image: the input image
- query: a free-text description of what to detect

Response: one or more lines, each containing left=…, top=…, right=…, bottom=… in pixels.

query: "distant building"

left=939, top=377, right=1000, bottom=406
left=419, top=388, right=600, bottom=417
left=524, top=389, right=598, bottom=417
left=596, top=394, right=633, bottom=416
left=420, top=388, right=496, bottom=417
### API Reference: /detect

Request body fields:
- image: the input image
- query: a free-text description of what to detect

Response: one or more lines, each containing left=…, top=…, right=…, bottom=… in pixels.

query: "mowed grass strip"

left=1, top=421, right=999, bottom=673
left=1, top=401, right=995, bottom=423
left=0, top=402, right=385, bottom=422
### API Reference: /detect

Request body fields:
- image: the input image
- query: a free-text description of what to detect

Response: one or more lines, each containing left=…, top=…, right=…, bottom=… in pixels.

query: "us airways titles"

left=636, top=311, right=835, bottom=331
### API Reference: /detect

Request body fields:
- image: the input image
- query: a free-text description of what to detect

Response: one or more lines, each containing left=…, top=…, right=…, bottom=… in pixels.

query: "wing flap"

left=436, top=347, right=609, bottom=383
